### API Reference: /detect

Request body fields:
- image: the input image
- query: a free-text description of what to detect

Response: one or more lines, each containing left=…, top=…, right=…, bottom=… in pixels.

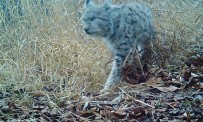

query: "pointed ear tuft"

left=85, top=0, right=94, bottom=8
left=104, top=0, right=112, bottom=4
left=103, top=0, right=112, bottom=8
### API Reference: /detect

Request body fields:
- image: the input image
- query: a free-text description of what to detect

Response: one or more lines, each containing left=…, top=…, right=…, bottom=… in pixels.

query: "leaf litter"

left=0, top=52, right=203, bottom=121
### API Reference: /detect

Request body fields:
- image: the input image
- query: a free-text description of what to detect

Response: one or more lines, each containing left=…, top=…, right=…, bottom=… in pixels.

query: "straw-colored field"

left=0, top=0, right=202, bottom=104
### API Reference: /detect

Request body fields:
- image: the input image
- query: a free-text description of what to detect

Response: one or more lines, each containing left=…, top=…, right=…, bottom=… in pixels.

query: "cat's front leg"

left=103, top=54, right=124, bottom=91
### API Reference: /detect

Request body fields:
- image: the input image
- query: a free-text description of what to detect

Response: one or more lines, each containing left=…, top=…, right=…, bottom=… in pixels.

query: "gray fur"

left=81, top=0, right=155, bottom=91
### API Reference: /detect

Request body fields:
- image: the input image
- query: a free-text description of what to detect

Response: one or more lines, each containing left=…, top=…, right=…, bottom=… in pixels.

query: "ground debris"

left=0, top=51, right=203, bottom=121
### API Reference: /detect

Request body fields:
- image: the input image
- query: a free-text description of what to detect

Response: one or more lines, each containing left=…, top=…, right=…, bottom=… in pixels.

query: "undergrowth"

left=0, top=0, right=202, bottom=105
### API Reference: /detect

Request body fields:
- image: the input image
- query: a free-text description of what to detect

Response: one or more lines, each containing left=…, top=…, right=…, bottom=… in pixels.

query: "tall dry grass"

left=0, top=0, right=202, bottom=102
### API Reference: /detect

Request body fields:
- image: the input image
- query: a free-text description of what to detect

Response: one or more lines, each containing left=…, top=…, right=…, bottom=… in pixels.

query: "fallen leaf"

left=152, top=85, right=179, bottom=92
left=193, top=82, right=203, bottom=89
left=183, top=70, right=191, bottom=81
left=145, top=77, right=162, bottom=86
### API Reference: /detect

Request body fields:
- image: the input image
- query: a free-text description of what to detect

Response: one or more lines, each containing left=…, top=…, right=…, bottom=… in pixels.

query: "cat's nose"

left=84, top=28, right=91, bottom=34
left=84, top=28, right=88, bottom=33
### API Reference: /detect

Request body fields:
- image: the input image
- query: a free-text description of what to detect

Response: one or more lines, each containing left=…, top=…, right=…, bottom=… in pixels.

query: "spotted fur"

left=81, top=0, right=155, bottom=91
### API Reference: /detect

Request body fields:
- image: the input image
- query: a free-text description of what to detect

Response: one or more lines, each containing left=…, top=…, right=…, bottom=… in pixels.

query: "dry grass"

left=0, top=0, right=202, bottom=104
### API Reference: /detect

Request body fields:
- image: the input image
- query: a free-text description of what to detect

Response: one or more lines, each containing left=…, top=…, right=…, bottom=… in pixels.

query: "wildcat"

left=81, top=0, right=155, bottom=91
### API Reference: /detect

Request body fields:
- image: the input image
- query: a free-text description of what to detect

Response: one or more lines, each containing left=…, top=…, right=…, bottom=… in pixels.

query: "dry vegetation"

left=0, top=0, right=202, bottom=121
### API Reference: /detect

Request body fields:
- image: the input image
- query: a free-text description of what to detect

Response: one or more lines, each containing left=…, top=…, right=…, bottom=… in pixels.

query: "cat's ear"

left=104, top=0, right=112, bottom=4
left=104, top=0, right=112, bottom=7
left=85, top=0, right=94, bottom=8
left=106, top=0, right=112, bottom=3
left=103, top=0, right=112, bottom=8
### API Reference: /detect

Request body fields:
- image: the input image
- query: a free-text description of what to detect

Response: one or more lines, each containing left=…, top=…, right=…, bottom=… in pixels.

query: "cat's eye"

left=90, top=17, right=96, bottom=21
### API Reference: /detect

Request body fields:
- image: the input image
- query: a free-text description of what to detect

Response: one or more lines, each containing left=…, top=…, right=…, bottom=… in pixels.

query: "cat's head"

left=81, top=0, right=113, bottom=37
